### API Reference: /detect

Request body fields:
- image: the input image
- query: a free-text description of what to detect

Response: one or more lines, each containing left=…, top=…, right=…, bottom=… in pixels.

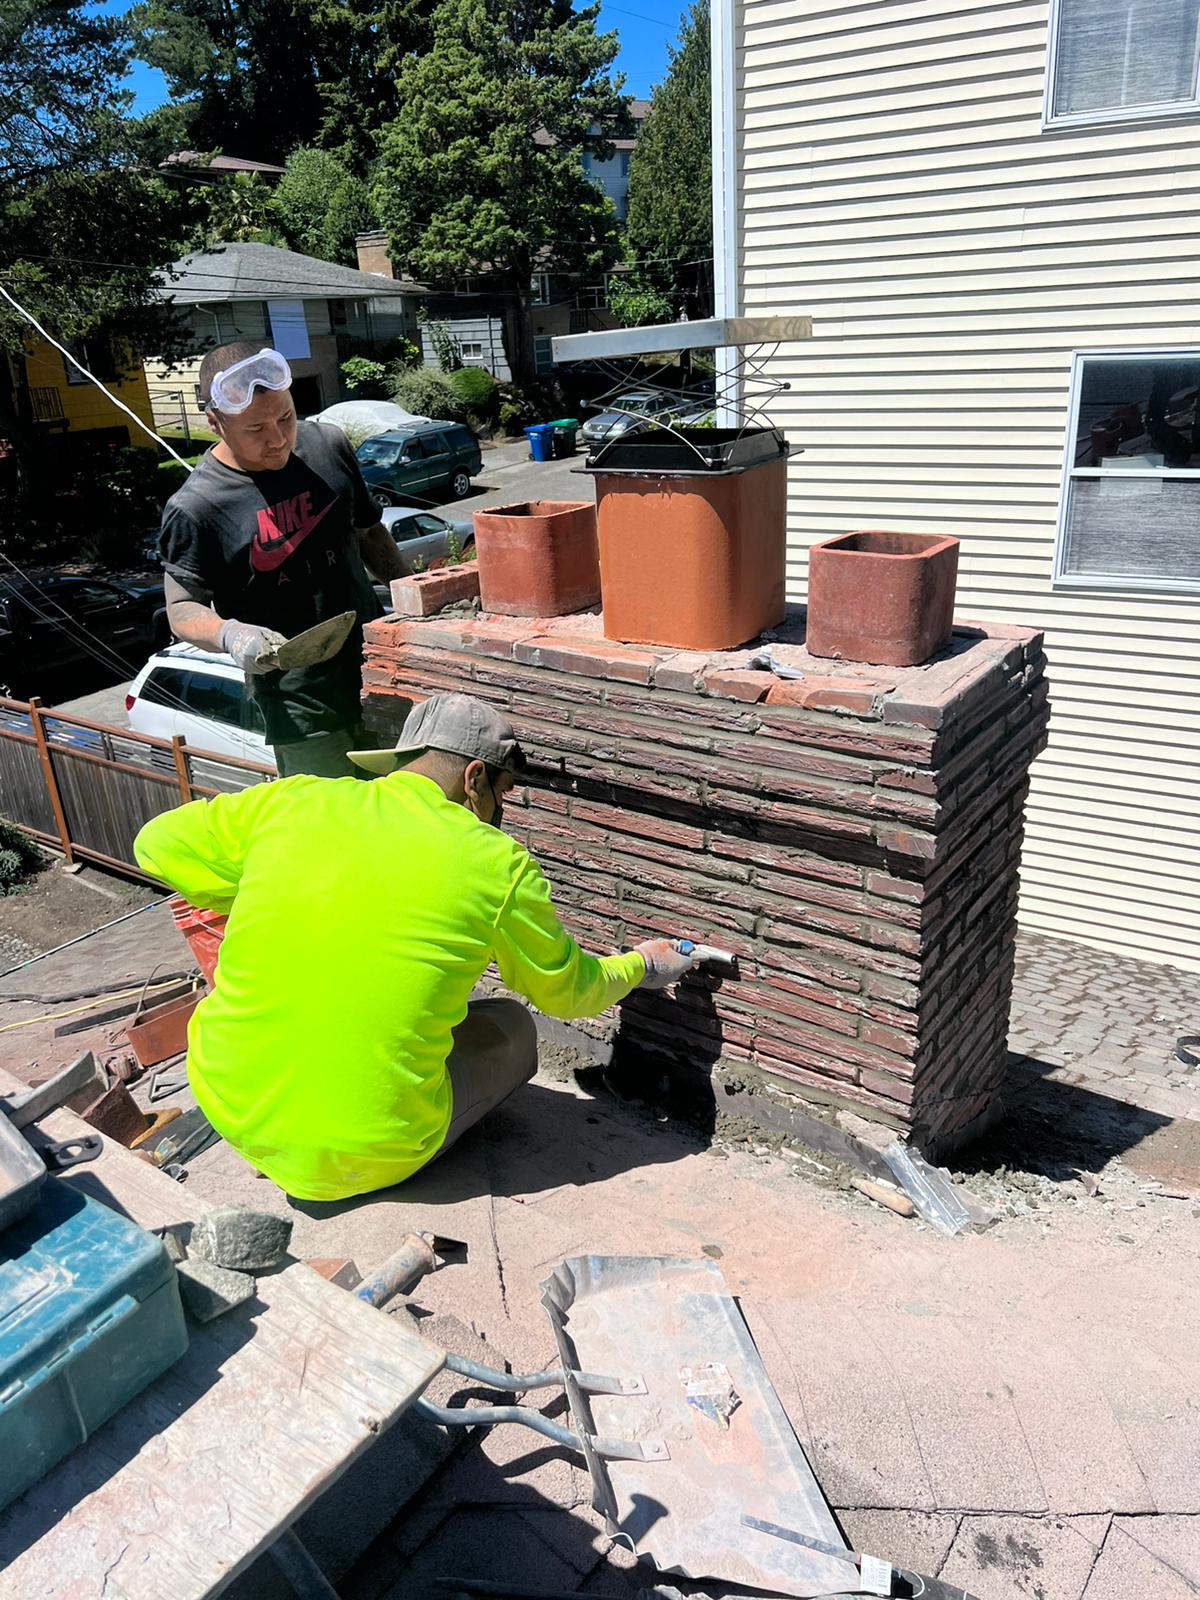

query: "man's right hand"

left=218, top=620, right=289, bottom=674
left=634, top=939, right=700, bottom=990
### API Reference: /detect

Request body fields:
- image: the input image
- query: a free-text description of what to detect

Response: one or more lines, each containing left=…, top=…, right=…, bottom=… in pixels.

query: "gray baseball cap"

left=348, top=693, right=526, bottom=776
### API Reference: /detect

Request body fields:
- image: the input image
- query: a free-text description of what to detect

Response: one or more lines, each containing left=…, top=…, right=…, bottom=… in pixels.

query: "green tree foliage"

left=624, top=0, right=712, bottom=317
left=194, top=170, right=284, bottom=246
left=0, top=817, right=39, bottom=894
left=607, top=275, right=673, bottom=328
left=271, top=147, right=374, bottom=263
left=0, top=0, right=193, bottom=540
left=128, top=0, right=327, bottom=165
left=340, top=356, right=389, bottom=396
left=128, top=0, right=433, bottom=173
left=375, top=0, right=629, bottom=386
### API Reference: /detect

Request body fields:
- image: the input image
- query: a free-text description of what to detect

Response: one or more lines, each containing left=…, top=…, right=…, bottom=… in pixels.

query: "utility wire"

left=0, top=281, right=194, bottom=468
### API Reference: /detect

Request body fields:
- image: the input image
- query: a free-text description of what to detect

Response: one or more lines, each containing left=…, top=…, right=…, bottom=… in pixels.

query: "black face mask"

left=473, top=772, right=504, bottom=829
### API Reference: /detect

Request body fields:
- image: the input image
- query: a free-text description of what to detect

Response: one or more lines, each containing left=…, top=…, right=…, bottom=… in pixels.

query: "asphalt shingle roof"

left=157, top=241, right=415, bottom=304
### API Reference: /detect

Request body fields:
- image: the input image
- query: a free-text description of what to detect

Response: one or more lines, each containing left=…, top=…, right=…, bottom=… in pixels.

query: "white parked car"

left=127, top=643, right=274, bottom=771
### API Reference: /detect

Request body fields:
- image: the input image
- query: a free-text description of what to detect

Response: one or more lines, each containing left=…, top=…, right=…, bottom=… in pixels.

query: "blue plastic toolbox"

left=0, top=1176, right=189, bottom=1509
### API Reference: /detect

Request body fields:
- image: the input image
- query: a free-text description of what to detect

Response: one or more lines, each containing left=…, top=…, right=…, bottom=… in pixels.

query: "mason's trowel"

left=262, top=610, right=357, bottom=672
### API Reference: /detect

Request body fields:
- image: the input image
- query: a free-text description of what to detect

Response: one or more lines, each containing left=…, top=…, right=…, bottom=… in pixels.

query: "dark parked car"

left=356, top=423, right=482, bottom=505
left=0, top=572, right=168, bottom=698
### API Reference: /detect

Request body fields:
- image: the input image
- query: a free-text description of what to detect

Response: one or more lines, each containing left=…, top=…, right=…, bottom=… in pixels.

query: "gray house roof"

left=157, top=242, right=415, bottom=305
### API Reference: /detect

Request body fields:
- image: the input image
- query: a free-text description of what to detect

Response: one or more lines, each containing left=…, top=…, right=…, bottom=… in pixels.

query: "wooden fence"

left=0, top=697, right=274, bottom=879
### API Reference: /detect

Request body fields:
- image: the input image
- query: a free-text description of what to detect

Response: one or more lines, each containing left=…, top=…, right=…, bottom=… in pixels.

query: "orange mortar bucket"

left=169, top=895, right=227, bottom=989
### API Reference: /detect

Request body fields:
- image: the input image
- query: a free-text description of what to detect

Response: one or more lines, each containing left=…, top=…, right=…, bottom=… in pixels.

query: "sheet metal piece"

left=883, top=1144, right=972, bottom=1237
left=538, top=1256, right=857, bottom=1597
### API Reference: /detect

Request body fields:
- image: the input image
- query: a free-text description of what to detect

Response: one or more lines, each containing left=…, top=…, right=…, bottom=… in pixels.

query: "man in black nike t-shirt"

left=159, top=340, right=407, bottom=777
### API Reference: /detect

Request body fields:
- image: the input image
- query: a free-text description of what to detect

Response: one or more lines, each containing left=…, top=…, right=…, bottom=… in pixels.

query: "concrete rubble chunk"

left=176, top=1256, right=256, bottom=1322
left=190, top=1204, right=294, bottom=1271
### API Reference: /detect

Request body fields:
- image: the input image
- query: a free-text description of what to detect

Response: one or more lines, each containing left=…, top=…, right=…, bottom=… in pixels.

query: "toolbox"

left=0, top=1176, right=189, bottom=1509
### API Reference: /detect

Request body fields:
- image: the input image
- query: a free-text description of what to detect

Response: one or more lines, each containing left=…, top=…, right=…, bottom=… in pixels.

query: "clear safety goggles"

left=208, top=348, right=293, bottom=415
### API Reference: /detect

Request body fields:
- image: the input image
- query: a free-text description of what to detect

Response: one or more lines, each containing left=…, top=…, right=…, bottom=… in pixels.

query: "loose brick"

left=389, top=567, right=480, bottom=617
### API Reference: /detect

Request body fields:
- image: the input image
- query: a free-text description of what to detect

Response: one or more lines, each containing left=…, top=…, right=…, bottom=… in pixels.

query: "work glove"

left=635, top=939, right=700, bottom=991
left=219, top=620, right=289, bottom=674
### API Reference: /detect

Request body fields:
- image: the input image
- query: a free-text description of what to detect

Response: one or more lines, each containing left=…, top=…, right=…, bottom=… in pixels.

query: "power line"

left=0, top=280, right=194, bottom=467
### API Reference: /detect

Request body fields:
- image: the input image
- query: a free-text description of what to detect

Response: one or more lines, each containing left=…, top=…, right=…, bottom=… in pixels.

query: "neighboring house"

left=355, top=101, right=652, bottom=380
left=160, top=153, right=287, bottom=185
left=713, top=0, right=1200, bottom=972
left=15, top=334, right=156, bottom=456
left=146, top=241, right=421, bottom=434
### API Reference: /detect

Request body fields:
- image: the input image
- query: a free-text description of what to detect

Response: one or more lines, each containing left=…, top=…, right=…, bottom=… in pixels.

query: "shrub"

left=0, top=820, right=39, bottom=895
left=498, top=399, right=525, bottom=436
left=388, top=369, right=469, bottom=424
left=341, top=357, right=389, bottom=398
left=448, top=366, right=499, bottom=423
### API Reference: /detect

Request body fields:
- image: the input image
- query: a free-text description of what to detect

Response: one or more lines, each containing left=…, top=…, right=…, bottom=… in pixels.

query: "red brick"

left=861, top=1020, right=919, bottom=1057
left=514, top=636, right=657, bottom=683
left=570, top=798, right=706, bottom=850
left=389, top=566, right=480, bottom=617
left=765, top=678, right=885, bottom=716
left=700, top=669, right=770, bottom=703
left=858, top=1070, right=916, bottom=1108
left=867, top=870, right=924, bottom=903
left=876, top=825, right=938, bottom=860
left=653, top=652, right=711, bottom=692
left=710, top=834, right=864, bottom=887
left=467, top=618, right=544, bottom=659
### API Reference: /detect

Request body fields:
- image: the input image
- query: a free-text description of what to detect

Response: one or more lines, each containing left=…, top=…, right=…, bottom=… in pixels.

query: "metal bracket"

left=443, top=1353, right=646, bottom=1396
left=414, top=1397, right=668, bottom=1464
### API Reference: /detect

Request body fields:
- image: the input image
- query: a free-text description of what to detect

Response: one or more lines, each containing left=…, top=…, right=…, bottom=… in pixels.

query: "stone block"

left=177, top=1256, right=256, bottom=1322
left=190, top=1204, right=294, bottom=1271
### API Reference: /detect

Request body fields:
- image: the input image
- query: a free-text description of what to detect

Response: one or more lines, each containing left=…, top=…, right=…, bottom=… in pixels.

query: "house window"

left=459, top=341, right=485, bottom=364
left=1044, top=0, right=1200, bottom=127
left=1054, top=351, right=1200, bottom=591
left=534, top=336, right=555, bottom=375
left=531, top=272, right=551, bottom=306
left=64, top=337, right=119, bottom=385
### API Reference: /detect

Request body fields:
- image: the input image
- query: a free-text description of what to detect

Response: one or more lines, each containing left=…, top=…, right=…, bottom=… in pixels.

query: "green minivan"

left=355, top=421, right=483, bottom=505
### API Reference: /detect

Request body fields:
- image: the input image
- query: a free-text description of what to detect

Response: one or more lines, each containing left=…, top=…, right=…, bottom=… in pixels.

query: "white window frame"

left=531, top=272, right=551, bottom=306
left=1052, top=347, right=1200, bottom=594
left=458, top=340, right=485, bottom=364
left=1043, top=0, right=1200, bottom=130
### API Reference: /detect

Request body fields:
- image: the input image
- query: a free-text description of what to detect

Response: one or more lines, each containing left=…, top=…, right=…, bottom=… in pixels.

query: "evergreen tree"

left=375, top=0, right=629, bottom=386
left=625, top=0, right=712, bottom=317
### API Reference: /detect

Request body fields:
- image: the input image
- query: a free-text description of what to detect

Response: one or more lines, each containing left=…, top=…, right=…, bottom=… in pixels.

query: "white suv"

left=127, top=643, right=275, bottom=770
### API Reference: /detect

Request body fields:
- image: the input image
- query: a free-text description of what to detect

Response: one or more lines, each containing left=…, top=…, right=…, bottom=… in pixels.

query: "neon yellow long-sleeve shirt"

left=134, top=772, right=644, bottom=1201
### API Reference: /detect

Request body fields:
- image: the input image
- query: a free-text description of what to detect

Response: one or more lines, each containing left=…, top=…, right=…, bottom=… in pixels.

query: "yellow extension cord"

left=0, top=977, right=195, bottom=1034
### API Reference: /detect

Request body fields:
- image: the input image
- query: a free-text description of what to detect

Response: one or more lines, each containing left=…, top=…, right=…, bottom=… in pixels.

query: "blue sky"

left=114, top=0, right=681, bottom=118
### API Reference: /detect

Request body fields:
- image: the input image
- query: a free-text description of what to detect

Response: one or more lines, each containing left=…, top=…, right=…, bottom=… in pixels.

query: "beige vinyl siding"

left=735, top=0, right=1200, bottom=971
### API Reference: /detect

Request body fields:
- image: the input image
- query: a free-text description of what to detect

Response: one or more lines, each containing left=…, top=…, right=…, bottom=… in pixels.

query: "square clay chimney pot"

left=806, top=531, right=960, bottom=667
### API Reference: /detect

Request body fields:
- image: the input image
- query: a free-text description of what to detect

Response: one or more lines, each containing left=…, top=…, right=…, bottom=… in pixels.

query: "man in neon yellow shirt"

left=134, top=694, right=696, bottom=1202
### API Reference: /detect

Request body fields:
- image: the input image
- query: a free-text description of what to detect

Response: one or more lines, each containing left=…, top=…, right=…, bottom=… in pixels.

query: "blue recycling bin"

left=524, top=424, right=555, bottom=463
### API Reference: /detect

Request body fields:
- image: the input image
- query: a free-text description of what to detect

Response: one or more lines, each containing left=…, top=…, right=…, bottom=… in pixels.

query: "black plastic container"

left=585, top=425, right=795, bottom=476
